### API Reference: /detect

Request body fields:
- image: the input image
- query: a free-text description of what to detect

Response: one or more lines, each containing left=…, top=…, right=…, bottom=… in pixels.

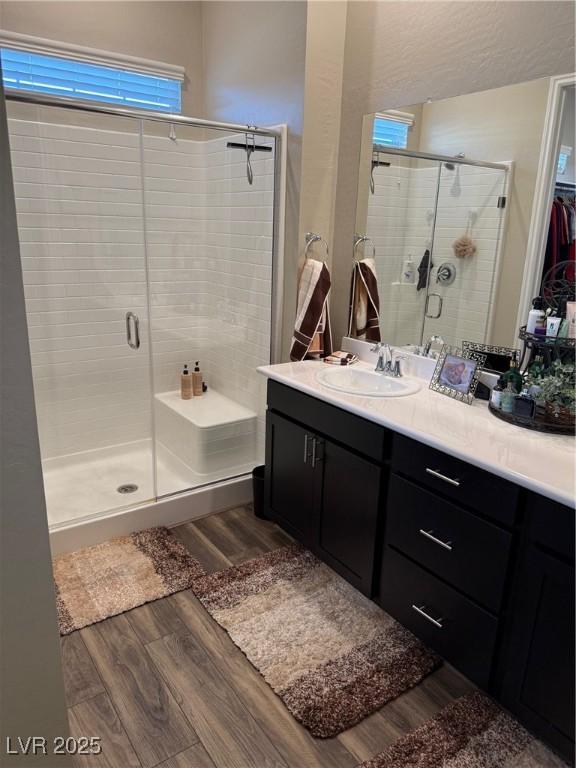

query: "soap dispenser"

left=192, top=361, right=203, bottom=397
left=181, top=364, right=192, bottom=400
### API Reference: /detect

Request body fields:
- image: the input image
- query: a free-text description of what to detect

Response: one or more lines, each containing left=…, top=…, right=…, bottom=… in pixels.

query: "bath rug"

left=192, top=543, right=441, bottom=737
left=53, top=527, right=205, bottom=635
left=356, top=690, right=568, bottom=767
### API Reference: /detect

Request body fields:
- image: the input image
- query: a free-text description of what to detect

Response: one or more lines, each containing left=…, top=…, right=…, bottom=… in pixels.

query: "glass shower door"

left=141, top=120, right=275, bottom=497
left=7, top=102, right=155, bottom=526
left=421, top=163, right=508, bottom=347
left=367, top=152, right=440, bottom=346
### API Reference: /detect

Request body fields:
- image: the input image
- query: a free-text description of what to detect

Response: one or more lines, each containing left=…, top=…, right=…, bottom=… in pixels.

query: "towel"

left=348, top=258, right=381, bottom=342
left=290, top=259, right=333, bottom=361
left=417, top=249, right=433, bottom=291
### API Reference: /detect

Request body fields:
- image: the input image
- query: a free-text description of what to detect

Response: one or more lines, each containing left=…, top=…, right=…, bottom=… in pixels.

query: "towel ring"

left=353, top=234, right=376, bottom=262
left=304, top=232, right=329, bottom=261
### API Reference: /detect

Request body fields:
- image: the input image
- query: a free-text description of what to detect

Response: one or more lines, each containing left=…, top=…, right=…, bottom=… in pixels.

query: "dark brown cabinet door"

left=501, top=546, right=575, bottom=762
left=264, top=412, right=316, bottom=547
left=315, top=438, right=381, bottom=595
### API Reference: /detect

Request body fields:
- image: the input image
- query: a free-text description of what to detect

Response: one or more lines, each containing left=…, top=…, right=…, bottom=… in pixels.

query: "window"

left=373, top=111, right=414, bottom=149
left=557, top=144, right=572, bottom=175
left=0, top=45, right=182, bottom=113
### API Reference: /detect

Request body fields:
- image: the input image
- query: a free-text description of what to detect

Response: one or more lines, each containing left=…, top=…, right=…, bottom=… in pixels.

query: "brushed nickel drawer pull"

left=311, top=437, right=322, bottom=468
left=419, top=528, right=453, bottom=551
left=426, top=467, right=460, bottom=487
left=304, top=434, right=310, bottom=464
left=412, top=604, right=444, bottom=628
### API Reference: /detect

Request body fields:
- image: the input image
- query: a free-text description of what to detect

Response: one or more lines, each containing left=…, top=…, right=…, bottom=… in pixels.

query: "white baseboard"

left=49, top=475, right=252, bottom=555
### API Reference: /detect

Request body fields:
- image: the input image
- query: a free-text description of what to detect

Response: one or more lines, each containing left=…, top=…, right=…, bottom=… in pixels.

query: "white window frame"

left=0, top=29, right=184, bottom=90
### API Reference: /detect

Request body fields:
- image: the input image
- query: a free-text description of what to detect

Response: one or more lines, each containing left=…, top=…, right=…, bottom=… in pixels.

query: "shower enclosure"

left=6, top=93, right=281, bottom=533
left=365, top=148, right=509, bottom=348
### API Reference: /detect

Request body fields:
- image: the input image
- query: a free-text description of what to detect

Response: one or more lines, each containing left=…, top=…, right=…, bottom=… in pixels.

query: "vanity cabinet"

left=499, top=494, right=575, bottom=760
left=265, top=381, right=389, bottom=594
left=265, top=412, right=317, bottom=547
left=263, top=380, right=574, bottom=761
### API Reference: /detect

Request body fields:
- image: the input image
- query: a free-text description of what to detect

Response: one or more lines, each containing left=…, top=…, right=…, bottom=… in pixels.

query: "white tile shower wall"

left=366, top=160, right=505, bottom=348
left=10, top=119, right=274, bottom=462
left=143, top=130, right=273, bottom=463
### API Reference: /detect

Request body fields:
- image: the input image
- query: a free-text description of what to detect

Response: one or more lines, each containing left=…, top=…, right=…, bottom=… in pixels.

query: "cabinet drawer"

left=267, top=380, right=390, bottom=463
left=392, top=435, right=518, bottom=525
left=379, top=547, right=498, bottom=689
left=526, top=492, right=575, bottom=562
left=386, top=475, right=512, bottom=613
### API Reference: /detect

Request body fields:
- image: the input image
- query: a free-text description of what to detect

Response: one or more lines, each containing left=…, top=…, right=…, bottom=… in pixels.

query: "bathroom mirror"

left=351, top=76, right=575, bottom=353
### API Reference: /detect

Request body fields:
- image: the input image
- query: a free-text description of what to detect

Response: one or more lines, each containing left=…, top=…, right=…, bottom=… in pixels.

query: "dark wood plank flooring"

left=64, top=505, right=475, bottom=768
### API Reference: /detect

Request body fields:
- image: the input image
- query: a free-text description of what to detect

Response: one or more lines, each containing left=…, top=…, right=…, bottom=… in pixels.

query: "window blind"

left=373, top=116, right=410, bottom=149
left=1, top=48, right=182, bottom=113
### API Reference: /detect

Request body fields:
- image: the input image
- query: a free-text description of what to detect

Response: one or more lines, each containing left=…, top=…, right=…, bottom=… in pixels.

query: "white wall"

left=330, top=0, right=576, bottom=347
left=0, top=83, right=71, bottom=766
left=0, top=1, right=204, bottom=116
left=201, top=1, right=306, bottom=359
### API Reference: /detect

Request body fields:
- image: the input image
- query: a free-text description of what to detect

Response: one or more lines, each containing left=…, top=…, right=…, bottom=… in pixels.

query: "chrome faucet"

left=391, top=355, right=404, bottom=378
left=423, top=334, right=445, bottom=358
left=371, top=342, right=393, bottom=375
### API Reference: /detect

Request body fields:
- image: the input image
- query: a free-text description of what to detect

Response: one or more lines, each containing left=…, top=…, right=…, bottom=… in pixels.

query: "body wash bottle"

left=501, top=382, right=516, bottom=414
left=490, top=376, right=505, bottom=409
left=192, top=362, right=203, bottom=397
left=181, top=364, right=192, bottom=400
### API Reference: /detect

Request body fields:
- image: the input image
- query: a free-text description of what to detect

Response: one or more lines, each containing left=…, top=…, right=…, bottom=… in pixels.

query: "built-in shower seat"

left=154, top=390, right=257, bottom=477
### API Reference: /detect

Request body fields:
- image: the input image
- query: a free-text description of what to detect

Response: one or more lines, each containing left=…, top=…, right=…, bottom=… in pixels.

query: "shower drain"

left=117, top=483, right=139, bottom=494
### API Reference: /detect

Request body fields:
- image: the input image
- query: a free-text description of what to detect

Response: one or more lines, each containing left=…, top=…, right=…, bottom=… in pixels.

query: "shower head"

left=444, top=153, right=465, bottom=171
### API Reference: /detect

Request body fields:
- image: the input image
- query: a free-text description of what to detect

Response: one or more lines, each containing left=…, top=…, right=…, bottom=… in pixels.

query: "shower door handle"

left=425, top=293, right=443, bottom=319
left=125, top=311, right=140, bottom=350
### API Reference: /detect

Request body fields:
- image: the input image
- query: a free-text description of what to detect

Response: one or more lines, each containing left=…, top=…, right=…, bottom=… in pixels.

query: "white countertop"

left=257, top=360, right=575, bottom=508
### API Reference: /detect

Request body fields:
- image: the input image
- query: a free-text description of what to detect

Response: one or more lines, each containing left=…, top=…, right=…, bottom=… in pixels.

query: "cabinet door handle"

left=419, top=529, right=453, bottom=551
left=425, top=467, right=460, bottom=487
left=311, top=437, right=320, bottom=468
left=412, top=604, right=444, bottom=628
left=303, top=434, right=310, bottom=464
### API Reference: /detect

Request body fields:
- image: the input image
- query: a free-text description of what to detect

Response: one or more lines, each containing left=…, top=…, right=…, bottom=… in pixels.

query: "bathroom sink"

left=316, top=366, right=421, bottom=397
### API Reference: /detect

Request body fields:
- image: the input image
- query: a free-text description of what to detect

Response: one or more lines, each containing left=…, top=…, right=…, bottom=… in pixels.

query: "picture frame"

left=461, top=341, right=519, bottom=375
left=430, top=345, right=486, bottom=404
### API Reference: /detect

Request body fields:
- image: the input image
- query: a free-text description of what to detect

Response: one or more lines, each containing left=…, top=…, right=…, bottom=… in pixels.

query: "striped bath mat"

left=356, top=691, right=568, bottom=767
left=54, top=527, right=205, bottom=635
left=192, top=543, right=440, bottom=737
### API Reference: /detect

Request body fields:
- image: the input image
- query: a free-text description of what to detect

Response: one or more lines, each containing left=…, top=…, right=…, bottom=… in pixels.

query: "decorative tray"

left=488, top=402, right=574, bottom=435
left=518, top=326, right=575, bottom=348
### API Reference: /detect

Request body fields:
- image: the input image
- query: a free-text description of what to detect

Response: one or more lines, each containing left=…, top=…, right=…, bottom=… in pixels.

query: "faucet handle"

left=370, top=342, right=383, bottom=352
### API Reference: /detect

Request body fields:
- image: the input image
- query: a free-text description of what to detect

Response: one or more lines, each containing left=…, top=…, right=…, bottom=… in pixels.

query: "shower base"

left=43, top=438, right=257, bottom=543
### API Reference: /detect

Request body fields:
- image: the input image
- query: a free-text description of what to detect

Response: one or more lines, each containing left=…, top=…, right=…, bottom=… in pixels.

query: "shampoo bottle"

left=181, top=364, right=192, bottom=400
left=401, top=255, right=416, bottom=284
left=192, top=362, right=203, bottom=397
left=526, top=297, right=546, bottom=334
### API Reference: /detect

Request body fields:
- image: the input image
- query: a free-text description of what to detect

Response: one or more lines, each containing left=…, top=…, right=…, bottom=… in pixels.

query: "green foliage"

left=534, top=361, right=576, bottom=416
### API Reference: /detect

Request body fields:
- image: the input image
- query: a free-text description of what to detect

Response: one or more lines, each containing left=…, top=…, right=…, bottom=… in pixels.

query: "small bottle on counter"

left=490, top=376, right=506, bottom=410
left=502, top=358, right=523, bottom=394
left=500, top=382, right=516, bottom=414
left=181, top=364, right=192, bottom=400
left=526, top=297, right=546, bottom=334
left=192, top=361, right=203, bottom=397
left=513, top=388, right=536, bottom=419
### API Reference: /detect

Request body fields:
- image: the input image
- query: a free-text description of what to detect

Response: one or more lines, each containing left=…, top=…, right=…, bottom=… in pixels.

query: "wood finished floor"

left=63, top=506, right=475, bottom=768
